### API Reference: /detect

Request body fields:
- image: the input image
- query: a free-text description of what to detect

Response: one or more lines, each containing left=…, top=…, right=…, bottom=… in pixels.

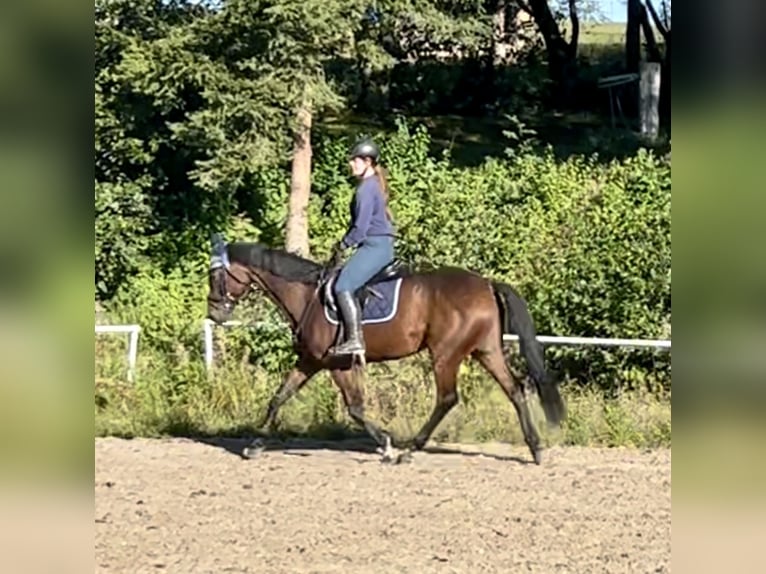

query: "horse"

left=205, top=234, right=566, bottom=465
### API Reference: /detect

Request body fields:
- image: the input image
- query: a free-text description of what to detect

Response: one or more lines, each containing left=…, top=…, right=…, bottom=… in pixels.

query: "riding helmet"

left=348, top=138, right=380, bottom=163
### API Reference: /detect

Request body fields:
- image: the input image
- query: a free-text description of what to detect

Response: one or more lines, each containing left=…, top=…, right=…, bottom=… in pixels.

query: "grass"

left=95, top=342, right=671, bottom=449
left=564, top=22, right=667, bottom=46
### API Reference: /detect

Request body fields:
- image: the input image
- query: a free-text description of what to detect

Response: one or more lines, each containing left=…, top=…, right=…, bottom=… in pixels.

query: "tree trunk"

left=480, top=1, right=507, bottom=109
left=645, top=0, right=670, bottom=131
left=660, top=33, right=670, bottom=130
left=626, top=0, right=641, bottom=74
left=524, top=0, right=578, bottom=105
left=548, top=46, right=578, bottom=106
left=638, top=2, right=662, bottom=62
left=285, top=103, right=312, bottom=257
left=492, top=1, right=508, bottom=67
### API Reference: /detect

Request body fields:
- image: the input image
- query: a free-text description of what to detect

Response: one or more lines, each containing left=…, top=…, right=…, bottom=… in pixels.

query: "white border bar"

left=503, top=334, right=671, bottom=349
left=202, top=319, right=670, bottom=370
left=202, top=319, right=285, bottom=371
left=95, top=324, right=141, bottom=382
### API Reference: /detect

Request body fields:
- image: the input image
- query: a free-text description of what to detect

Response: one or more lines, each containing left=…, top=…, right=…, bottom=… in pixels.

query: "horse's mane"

left=226, top=242, right=324, bottom=284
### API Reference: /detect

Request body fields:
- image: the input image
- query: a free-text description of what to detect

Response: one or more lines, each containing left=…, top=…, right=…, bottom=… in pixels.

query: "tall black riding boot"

left=329, top=290, right=365, bottom=355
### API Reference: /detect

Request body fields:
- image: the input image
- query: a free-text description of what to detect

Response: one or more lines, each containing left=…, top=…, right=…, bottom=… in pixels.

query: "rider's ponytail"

left=373, top=163, right=394, bottom=223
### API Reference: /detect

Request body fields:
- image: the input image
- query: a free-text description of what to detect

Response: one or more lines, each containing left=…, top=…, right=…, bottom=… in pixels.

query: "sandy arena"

left=95, top=437, right=671, bottom=573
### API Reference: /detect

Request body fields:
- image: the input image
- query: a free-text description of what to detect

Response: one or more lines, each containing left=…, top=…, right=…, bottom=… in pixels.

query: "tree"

left=517, top=0, right=580, bottom=104
left=347, top=0, right=491, bottom=113
left=644, top=0, right=670, bottom=127
left=200, top=1, right=363, bottom=257
left=95, top=0, right=219, bottom=297
left=626, top=0, right=641, bottom=73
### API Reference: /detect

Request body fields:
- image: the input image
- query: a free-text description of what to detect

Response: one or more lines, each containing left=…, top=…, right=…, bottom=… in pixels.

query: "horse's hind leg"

left=330, top=368, right=394, bottom=458
left=474, top=346, right=542, bottom=465
left=407, top=354, right=461, bottom=451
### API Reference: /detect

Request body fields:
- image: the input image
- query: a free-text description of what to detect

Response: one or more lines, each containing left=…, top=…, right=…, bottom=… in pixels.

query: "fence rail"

left=503, top=334, right=671, bottom=348
left=94, top=320, right=671, bottom=378
left=95, top=324, right=141, bottom=382
left=201, top=319, right=671, bottom=371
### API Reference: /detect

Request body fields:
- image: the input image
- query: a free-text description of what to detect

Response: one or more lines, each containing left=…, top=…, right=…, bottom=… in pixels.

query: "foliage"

left=95, top=0, right=365, bottom=296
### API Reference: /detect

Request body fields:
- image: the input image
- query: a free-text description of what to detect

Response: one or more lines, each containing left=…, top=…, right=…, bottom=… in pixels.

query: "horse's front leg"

left=242, top=357, right=320, bottom=458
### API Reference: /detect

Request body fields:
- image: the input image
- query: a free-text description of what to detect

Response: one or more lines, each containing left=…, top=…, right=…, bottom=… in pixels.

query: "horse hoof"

left=242, top=438, right=266, bottom=459
left=377, top=435, right=399, bottom=464
left=396, top=450, right=414, bottom=465
left=379, top=449, right=413, bottom=465
left=532, top=448, right=543, bottom=466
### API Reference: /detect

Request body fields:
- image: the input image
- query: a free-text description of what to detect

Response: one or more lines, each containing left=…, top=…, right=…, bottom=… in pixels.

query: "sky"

left=597, top=0, right=628, bottom=22
left=594, top=0, right=671, bottom=23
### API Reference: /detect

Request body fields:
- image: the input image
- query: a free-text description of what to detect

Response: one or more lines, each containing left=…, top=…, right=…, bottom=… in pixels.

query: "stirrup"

left=328, top=336, right=366, bottom=369
left=329, top=339, right=365, bottom=356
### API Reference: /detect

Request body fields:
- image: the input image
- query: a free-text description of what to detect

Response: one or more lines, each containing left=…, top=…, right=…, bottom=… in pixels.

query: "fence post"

left=639, top=61, right=662, bottom=140
left=203, top=319, right=215, bottom=372
left=95, top=324, right=141, bottom=382
left=127, top=327, right=140, bottom=382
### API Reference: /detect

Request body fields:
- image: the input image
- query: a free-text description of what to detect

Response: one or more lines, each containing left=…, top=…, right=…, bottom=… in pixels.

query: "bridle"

left=208, top=257, right=313, bottom=349
left=209, top=265, right=254, bottom=314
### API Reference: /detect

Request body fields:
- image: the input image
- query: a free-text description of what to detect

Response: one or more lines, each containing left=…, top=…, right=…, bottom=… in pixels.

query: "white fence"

left=95, top=320, right=671, bottom=378
left=95, top=324, right=141, bottom=382
left=201, top=319, right=671, bottom=372
left=202, top=319, right=286, bottom=370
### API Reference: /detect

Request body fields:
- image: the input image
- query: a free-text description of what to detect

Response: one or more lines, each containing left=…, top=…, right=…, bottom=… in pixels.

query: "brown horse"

left=205, top=235, right=566, bottom=464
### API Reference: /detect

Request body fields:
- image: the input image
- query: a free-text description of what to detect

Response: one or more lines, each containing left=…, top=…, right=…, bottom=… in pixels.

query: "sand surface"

left=95, top=437, right=670, bottom=573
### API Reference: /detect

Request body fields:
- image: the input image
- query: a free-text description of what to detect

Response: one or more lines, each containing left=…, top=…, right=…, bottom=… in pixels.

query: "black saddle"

left=321, top=258, right=408, bottom=309
left=361, top=258, right=406, bottom=290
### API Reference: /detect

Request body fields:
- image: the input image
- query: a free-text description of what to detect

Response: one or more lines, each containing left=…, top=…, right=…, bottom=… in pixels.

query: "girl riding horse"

left=328, top=138, right=396, bottom=357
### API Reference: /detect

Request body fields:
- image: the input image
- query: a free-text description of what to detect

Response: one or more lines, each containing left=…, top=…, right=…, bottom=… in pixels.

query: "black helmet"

left=348, top=138, right=380, bottom=163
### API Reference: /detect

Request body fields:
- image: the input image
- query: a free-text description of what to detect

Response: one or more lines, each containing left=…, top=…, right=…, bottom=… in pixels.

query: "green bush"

left=96, top=118, right=671, bottom=444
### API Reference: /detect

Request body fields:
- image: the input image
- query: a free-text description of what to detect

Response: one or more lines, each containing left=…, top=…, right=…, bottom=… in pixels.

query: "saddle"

left=320, top=258, right=408, bottom=312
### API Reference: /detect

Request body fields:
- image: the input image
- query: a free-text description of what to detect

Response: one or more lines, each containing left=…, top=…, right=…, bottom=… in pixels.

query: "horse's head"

left=206, top=233, right=253, bottom=324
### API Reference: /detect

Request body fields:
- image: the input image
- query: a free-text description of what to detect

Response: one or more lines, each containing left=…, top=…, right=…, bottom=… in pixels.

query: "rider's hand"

left=329, top=242, right=344, bottom=266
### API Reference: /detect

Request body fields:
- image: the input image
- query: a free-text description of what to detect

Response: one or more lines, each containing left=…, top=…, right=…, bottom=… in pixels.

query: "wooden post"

left=285, top=101, right=312, bottom=257
left=639, top=61, right=661, bottom=139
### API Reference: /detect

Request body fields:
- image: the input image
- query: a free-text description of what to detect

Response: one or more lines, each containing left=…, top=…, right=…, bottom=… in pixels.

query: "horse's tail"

left=492, top=281, right=566, bottom=427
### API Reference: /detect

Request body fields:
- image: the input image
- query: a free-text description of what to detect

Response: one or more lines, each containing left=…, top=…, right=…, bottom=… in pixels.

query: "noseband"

left=210, top=266, right=253, bottom=312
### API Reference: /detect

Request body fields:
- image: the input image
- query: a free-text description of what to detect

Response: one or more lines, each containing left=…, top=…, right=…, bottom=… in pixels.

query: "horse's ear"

left=210, top=232, right=230, bottom=270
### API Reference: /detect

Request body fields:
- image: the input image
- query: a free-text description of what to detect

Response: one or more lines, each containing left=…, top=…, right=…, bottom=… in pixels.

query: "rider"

left=328, top=137, right=396, bottom=357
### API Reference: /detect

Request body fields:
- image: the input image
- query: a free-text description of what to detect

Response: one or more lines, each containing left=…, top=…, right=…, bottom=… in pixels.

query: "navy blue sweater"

left=340, top=175, right=395, bottom=249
